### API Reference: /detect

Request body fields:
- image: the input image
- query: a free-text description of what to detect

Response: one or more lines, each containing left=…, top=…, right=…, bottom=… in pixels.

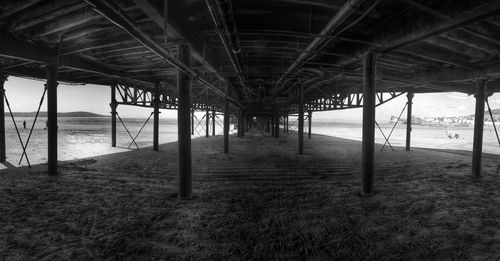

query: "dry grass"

left=1, top=134, right=500, bottom=260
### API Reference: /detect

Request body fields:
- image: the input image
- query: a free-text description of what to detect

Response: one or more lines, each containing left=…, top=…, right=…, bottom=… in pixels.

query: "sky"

left=4, top=76, right=500, bottom=121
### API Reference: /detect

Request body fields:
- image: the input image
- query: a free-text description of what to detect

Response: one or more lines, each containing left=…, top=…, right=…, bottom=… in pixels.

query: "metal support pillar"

left=271, top=116, right=275, bottom=137
left=206, top=108, right=210, bottom=138
left=47, top=65, right=58, bottom=175
left=212, top=110, right=216, bottom=136
left=224, top=83, right=230, bottom=154
left=241, top=111, right=245, bottom=137
left=406, top=91, right=414, bottom=151
left=177, top=44, right=192, bottom=199
left=361, top=52, right=376, bottom=196
left=191, top=110, right=194, bottom=135
left=153, top=82, right=160, bottom=151
left=238, top=110, right=244, bottom=138
left=308, top=110, right=312, bottom=139
left=285, top=115, right=288, bottom=133
left=472, top=79, right=487, bottom=178
left=275, top=114, right=280, bottom=138
left=110, top=85, right=117, bottom=148
left=298, top=85, right=304, bottom=154
left=0, top=76, right=6, bottom=163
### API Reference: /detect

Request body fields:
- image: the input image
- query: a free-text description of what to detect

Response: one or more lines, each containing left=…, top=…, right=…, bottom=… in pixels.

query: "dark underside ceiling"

left=1, top=0, right=500, bottom=114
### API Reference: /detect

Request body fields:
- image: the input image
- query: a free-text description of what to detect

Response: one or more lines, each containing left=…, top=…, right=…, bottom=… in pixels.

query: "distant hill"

left=5, top=111, right=107, bottom=118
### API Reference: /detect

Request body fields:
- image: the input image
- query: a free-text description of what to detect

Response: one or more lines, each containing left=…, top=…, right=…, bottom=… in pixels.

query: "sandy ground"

left=1, top=133, right=500, bottom=260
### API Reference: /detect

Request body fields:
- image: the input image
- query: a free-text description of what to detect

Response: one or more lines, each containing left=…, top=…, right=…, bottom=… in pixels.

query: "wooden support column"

left=177, top=43, right=192, bottom=199
left=205, top=108, right=210, bottom=138
left=153, top=82, right=160, bottom=151
left=298, top=85, right=304, bottom=154
left=406, top=91, right=414, bottom=151
left=110, top=85, right=117, bottom=148
left=472, top=79, right=487, bottom=178
left=308, top=110, right=312, bottom=139
left=0, top=76, right=6, bottom=163
left=361, top=52, right=377, bottom=196
left=224, top=83, right=230, bottom=154
left=47, top=64, right=58, bottom=175
left=212, top=109, right=216, bottom=136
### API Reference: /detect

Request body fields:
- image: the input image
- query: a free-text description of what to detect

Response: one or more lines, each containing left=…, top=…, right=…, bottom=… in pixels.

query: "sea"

left=3, top=115, right=500, bottom=167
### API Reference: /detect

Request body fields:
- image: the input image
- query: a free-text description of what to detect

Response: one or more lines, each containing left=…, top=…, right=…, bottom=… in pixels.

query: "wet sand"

left=1, top=134, right=500, bottom=260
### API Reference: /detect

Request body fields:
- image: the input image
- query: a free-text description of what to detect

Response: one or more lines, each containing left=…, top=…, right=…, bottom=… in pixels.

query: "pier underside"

left=1, top=135, right=500, bottom=259
left=1, top=0, right=500, bottom=196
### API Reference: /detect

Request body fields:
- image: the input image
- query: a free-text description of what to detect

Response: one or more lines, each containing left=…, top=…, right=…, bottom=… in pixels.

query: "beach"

left=3, top=116, right=499, bottom=168
left=1, top=133, right=500, bottom=259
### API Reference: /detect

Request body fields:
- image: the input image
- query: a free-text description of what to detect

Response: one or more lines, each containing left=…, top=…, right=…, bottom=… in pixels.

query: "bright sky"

left=4, top=76, right=500, bottom=121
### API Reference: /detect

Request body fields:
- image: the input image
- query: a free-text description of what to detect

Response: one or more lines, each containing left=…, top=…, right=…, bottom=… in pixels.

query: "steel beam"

left=406, top=91, right=414, bottom=151
left=0, top=34, right=153, bottom=87
left=132, top=0, right=222, bottom=79
left=472, top=79, right=487, bottom=178
left=205, top=0, right=252, bottom=98
left=275, top=0, right=367, bottom=88
left=212, top=110, right=216, bottom=136
left=47, top=65, right=58, bottom=175
left=191, top=110, right=194, bottom=135
left=298, top=85, right=304, bottom=154
left=338, top=1, right=500, bottom=67
left=177, top=44, right=192, bottom=199
left=239, top=110, right=245, bottom=138
left=272, top=115, right=275, bottom=137
left=361, top=52, right=377, bottom=196
left=224, top=83, right=230, bottom=154
left=274, top=114, right=280, bottom=138
left=308, top=110, right=312, bottom=139
left=153, top=82, right=160, bottom=151
left=84, top=0, right=243, bottom=108
left=206, top=108, right=210, bottom=138
left=110, top=85, right=117, bottom=147
left=0, top=76, right=6, bottom=163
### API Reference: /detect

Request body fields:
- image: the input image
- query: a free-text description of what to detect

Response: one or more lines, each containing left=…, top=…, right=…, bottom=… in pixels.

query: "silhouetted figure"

left=22, top=120, right=26, bottom=130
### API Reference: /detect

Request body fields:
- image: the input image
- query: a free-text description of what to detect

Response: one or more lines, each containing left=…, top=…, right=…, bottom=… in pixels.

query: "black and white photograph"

left=1, top=0, right=500, bottom=259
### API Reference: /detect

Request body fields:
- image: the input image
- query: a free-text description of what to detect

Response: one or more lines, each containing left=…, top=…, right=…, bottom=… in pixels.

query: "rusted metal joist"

left=205, top=0, right=254, bottom=99
left=275, top=0, right=367, bottom=89
left=84, top=0, right=243, bottom=109
left=338, top=1, right=500, bottom=67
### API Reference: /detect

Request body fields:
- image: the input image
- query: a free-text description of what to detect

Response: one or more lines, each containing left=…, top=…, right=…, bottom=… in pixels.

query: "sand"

left=1, top=133, right=500, bottom=260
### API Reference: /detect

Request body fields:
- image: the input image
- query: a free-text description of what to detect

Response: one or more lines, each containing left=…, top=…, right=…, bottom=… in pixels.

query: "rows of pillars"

left=359, top=53, right=489, bottom=195
left=0, top=48, right=490, bottom=201
left=0, top=76, right=5, bottom=163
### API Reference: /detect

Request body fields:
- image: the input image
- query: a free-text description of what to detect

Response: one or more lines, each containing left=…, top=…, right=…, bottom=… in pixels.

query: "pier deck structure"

left=1, top=0, right=500, bottom=196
